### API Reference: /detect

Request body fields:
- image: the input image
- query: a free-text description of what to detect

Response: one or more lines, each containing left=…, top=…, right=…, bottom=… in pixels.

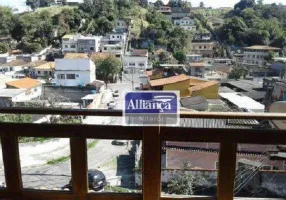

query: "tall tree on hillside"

left=173, top=51, right=186, bottom=64
left=234, top=0, right=255, bottom=10
left=199, top=1, right=204, bottom=8
left=0, top=43, right=8, bottom=54
left=154, top=0, right=164, bottom=8
left=0, top=7, right=14, bottom=36
left=26, top=0, right=40, bottom=11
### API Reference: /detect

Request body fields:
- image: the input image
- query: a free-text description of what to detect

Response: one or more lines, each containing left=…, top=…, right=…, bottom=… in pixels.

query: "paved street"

left=0, top=81, right=140, bottom=191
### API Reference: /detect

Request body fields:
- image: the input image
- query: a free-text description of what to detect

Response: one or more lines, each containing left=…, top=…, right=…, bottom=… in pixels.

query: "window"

left=71, top=45, right=76, bottom=48
left=66, top=74, right=76, bottom=79
left=65, top=45, right=68, bottom=48
left=139, top=63, right=145, bottom=67
left=117, top=23, right=120, bottom=26
left=90, top=47, right=94, bottom=51
left=44, top=71, right=48, bottom=75
left=57, top=74, right=65, bottom=79
left=104, top=47, right=107, bottom=50
left=38, top=71, right=41, bottom=74
left=117, top=36, right=120, bottom=38
left=199, top=46, right=202, bottom=49
left=204, top=46, right=207, bottom=49
left=129, top=62, right=136, bottom=66
left=34, top=88, right=38, bottom=92
left=112, top=36, right=115, bottom=38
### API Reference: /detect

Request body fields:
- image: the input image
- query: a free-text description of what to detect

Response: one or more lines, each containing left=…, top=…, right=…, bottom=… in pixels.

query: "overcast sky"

left=0, top=0, right=285, bottom=12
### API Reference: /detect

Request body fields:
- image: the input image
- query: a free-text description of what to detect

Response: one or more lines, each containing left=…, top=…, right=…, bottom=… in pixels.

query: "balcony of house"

left=0, top=108, right=285, bottom=200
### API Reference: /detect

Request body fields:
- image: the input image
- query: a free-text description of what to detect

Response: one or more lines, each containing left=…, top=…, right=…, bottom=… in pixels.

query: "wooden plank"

left=1, top=136, right=22, bottom=196
left=87, top=193, right=142, bottom=200
left=143, top=127, right=161, bottom=200
left=217, top=142, right=237, bottom=200
left=161, top=127, right=286, bottom=144
left=21, top=190, right=73, bottom=200
left=0, top=124, right=143, bottom=140
left=0, top=107, right=286, bottom=120
left=70, top=137, right=88, bottom=200
left=161, top=196, right=215, bottom=200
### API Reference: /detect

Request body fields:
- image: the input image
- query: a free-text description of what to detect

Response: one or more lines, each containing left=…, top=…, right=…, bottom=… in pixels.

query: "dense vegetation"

left=217, top=0, right=286, bottom=48
left=1, top=0, right=286, bottom=54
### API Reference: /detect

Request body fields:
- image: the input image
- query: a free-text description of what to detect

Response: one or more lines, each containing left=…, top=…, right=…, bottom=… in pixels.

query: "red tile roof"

left=150, top=74, right=190, bottom=87
left=130, top=49, right=148, bottom=57
left=6, top=78, right=42, bottom=89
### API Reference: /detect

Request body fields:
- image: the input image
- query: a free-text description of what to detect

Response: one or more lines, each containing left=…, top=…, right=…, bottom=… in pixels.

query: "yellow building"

left=149, top=74, right=190, bottom=97
left=189, top=80, right=219, bottom=99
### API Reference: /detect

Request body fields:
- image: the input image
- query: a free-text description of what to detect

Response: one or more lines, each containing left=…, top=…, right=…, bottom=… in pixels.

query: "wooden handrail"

left=0, top=107, right=285, bottom=120
left=0, top=109, right=285, bottom=200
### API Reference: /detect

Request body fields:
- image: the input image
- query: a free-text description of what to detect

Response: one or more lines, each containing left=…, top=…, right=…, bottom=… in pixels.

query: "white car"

left=107, top=100, right=116, bottom=109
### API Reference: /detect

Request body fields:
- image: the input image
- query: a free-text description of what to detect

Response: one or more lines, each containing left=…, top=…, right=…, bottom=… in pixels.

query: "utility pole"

left=131, top=67, right=134, bottom=90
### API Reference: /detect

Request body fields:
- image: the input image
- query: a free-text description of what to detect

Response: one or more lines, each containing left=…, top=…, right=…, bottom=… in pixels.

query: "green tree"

left=173, top=51, right=186, bottom=64
left=62, top=0, right=68, bottom=5
left=95, top=55, right=121, bottom=87
left=148, top=42, right=155, bottom=53
left=19, top=42, right=42, bottom=54
left=26, top=0, right=39, bottom=10
left=228, top=67, right=249, bottom=80
left=0, top=114, right=32, bottom=123
left=0, top=6, right=14, bottom=36
left=265, top=51, right=275, bottom=62
left=234, top=0, right=255, bottom=10
left=0, top=43, right=8, bottom=54
left=154, top=0, right=164, bottom=8
left=167, top=173, right=196, bottom=195
left=199, top=1, right=204, bottom=8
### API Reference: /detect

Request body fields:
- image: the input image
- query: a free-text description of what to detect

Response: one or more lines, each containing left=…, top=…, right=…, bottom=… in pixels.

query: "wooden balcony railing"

left=0, top=108, right=286, bottom=200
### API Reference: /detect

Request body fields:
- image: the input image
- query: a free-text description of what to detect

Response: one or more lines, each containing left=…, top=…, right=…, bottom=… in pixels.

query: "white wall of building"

left=123, top=56, right=148, bottom=71
left=55, top=59, right=95, bottom=86
left=115, top=20, right=128, bottom=30
left=243, top=50, right=273, bottom=66
left=10, top=86, right=42, bottom=101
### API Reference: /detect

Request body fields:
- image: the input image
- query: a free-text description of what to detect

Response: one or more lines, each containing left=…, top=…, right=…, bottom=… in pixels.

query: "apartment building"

left=62, top=34, right=101, bottom=54
left=242, top=45, right=280, bottom=67
left=122, top=49, right=149, bottom=73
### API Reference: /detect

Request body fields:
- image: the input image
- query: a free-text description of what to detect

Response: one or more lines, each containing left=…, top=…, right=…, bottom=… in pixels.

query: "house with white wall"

left=115, top=19, right=128, bottom=32
left=123, top=49, right=149, bottom=74
left=5, top=78, right=42, bottom=100
left=102, top=32, right=127, bottom=44
left=174, top=17, right=196, bottom=31
left=0, top=89, right=28, bottom=107
left=62, top=34, right=82, bottom=53
left=33, top=62, right=55, bottom=78
left=0, top=59, right=28, bottom=74
left=77, top=36, right=102, bottom=54
left=102, top=43, right=124, bottom=58
left=55, top=53, right=96, bottom=87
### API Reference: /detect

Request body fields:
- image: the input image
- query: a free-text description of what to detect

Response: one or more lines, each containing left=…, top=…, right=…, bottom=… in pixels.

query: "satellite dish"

left=269, top=101, right=286, bottom=130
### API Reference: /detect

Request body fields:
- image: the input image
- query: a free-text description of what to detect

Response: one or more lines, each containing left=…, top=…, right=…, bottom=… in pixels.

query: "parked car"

left=113, top=90, right=119, bottom=97
left=112, top=140, right=128, bottom=146
left=62, top=170, right=106, bottom=191
left=107, top=100, right=116, bottom=109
